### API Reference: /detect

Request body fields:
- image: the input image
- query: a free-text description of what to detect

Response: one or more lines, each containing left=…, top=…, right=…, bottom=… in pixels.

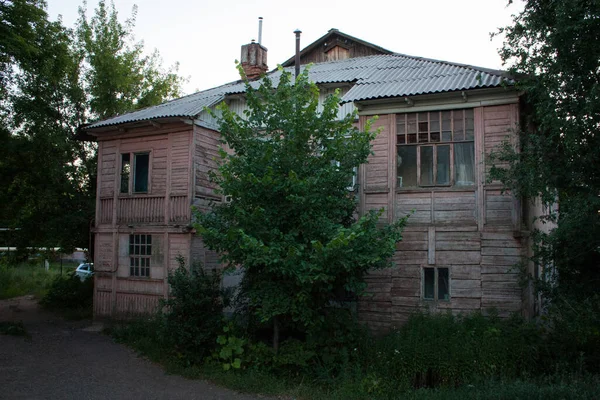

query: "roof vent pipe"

left=294, top=29, right=302, bottom=79
left=258, top=17, right=263, bottom=45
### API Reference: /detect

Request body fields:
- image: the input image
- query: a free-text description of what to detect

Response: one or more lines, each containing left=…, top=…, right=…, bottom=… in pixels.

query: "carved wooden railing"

left=99, top=198, right=113, bottom=224
left=97, top=195, right=190, bottom=225
left=169, top=195, right=190, bottom=223
left=117, top=196, right=165, bottom=224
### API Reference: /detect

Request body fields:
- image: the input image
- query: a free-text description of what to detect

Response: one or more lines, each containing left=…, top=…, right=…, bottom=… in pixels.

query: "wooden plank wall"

left=93, top=123, right=194, bottom=318
left=359, top=104, right=524, bottom=334
left=194, top=126, right=220, bottom=199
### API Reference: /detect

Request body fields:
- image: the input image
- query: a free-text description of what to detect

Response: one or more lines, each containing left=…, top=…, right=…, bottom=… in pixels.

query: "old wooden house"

left=83, top=29, right=534, bottom=330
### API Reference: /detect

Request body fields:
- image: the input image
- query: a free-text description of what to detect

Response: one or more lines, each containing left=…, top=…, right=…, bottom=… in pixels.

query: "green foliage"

left=159, top=258, right=226, bottom=365
left=196, top=66, right=406, bottom=344
left=76, top=0, right=184, bottom=120
left=215, top=323, right=245, bottom=370
left=0, top=0, right=184, bottom=250
left=0, top=262, right=75, bottom=299
left=0, top=320, right=29, bottom=337
left=367, top=312, right=541, bottom=389
left=491, top=1, right=600, bottom=299
left=39, top=273, right=93, bottom=318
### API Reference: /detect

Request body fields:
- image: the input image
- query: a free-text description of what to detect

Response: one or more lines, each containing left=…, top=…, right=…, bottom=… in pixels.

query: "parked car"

left=75, top=263, right=94, bottom=281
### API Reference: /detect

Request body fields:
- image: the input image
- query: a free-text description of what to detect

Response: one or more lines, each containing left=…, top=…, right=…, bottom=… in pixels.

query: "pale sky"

left=47, top=0, right=524, bottom=95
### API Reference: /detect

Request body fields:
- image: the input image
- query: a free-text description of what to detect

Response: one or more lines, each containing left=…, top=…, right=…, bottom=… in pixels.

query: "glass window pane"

left=408, top=134, right=417, bottom=144
left=465, top=109, right=474, bottom=140
left=397, top=146, right=417, bottom=187
left=134, top=235, right=140, bottom=245
left=438, top=268, right=449, bottom=300
left=430, top=132, right=440, bottom=142
left=453, top=110, right=464, bottom=140
left=424, top=268, right=435, bottom=299
left=442, top=131, right=452, bottom=142
left=418, top=133, right=428, bottom=143
left=430, top=112, right=440, bottom=132
left=397, top=115, right=406, bottom=134
left=120, top=154, right=130, bottom=193
left=407, top=114, right=417, bottom=134
left=454, top=142, right=475, bottom=186
left=397, top=135, right=406, bottom=145
left=437, top=145, right=450, bottom=185
left=442, top=111, right=452, bottom=131
left=134, top=153, right=149, bottom=193
left=420, top=146, right=434, bottom=186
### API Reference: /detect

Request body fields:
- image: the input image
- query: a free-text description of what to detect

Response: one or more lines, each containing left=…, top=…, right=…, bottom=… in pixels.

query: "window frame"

left=120, top=151, right=151, bottom=195
left=396, top=109, right=475, bottom=189
left=129, top=234, right=152, bottom=278
left=422, top=266, right=451, bottom=302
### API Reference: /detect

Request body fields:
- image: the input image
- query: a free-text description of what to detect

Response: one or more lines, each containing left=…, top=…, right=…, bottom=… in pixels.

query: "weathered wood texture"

left=293, top=32, right=389, bottom=65
left=359, top=104, right=524, bottom=334
left=194, top=126, right=220, bottom=199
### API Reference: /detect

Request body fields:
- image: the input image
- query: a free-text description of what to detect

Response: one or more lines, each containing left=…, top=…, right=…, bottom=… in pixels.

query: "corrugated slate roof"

left=87, top=53, right=512, bottom=130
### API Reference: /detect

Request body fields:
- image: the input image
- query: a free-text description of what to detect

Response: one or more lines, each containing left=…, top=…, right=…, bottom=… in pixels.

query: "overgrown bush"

left=39, top=273, right=93, bottom=318
left=541, top=295, right=600, bottom=373
left=158, top=259, right=226, bottom=365
left=366, top=312, right=541, bottom=389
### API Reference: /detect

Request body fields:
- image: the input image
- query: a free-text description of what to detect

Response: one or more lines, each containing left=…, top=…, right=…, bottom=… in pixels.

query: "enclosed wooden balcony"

left=98, top=194, right=190, bottom=226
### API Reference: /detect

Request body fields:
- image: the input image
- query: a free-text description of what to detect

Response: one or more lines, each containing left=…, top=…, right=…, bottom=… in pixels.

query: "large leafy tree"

left=493, top=0, right=600, bottom=297
left=196, top=67, right=406, bottom=349
left=0, top=0, right=184, bottom=252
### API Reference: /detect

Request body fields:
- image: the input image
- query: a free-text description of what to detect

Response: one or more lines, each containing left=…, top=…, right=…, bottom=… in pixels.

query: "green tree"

left=492, top=0, right=600, bottom=297
left=196, top=67, right=406, bottom=350
left=0, top=0, right=184, bottom=251
left=76, top=0, right=184, bottom=120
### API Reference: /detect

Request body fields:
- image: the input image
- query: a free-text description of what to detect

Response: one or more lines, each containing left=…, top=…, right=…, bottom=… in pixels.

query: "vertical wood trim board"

left=388, top=114, right=396, bottom=223
left=165, top=134, right=173, bottom=224
left=474, top=107, right=485, bottom=230
left=510, top=103, right=521, bottom=230
left=95, top=141, right=103, bottom=228
left=428, top=226, right=436, bottom=265
left=359, top=116, right=366, bottom=217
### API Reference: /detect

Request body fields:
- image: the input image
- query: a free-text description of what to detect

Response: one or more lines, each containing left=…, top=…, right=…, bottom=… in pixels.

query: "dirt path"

left=0, top=296, right=261, bottom=400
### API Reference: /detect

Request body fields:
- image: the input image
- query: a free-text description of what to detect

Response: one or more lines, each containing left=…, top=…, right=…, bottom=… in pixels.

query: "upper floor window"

left=120, top=152, right=149, bottom=194
left=396, top=110, right=475, bottom=188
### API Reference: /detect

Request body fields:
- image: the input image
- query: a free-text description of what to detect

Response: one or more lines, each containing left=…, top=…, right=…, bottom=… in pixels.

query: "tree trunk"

left=273, top=316, right=280, bottom=353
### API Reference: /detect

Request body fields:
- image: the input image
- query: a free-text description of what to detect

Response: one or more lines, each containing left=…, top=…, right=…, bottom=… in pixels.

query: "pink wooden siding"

left=359, top=103, right=524, bottom=334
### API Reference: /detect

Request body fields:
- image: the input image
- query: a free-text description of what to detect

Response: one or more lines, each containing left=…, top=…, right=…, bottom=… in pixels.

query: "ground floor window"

left=130, top=234, right=151, bottom=277
left=423, top=267, right=450, bottom=301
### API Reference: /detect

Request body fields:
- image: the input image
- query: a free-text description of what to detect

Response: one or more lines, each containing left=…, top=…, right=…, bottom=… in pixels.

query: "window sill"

left=396, top=186, right=476, bottom=193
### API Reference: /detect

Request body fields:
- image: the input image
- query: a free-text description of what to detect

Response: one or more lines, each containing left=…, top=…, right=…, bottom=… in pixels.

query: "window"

left=120, top=153, right=149, bottom=194
left=397, top=109, right=475, bottom=188
left=423, top=267, right=450, bottom=301
left=129, top=234, right=151, bottom=277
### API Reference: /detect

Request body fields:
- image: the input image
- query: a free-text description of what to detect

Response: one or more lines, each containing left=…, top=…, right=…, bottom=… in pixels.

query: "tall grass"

left=0, top=262, right=76, bottom=299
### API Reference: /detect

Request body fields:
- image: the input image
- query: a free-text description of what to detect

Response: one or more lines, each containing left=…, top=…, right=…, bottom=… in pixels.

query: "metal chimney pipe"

left=258, top=17, right=263, bottom=45
left=294, top=29, right=302, bottom=79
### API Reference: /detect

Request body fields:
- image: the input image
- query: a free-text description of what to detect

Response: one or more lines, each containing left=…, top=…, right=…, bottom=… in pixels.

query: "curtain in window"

left=454, top=142, right=475, bottom=186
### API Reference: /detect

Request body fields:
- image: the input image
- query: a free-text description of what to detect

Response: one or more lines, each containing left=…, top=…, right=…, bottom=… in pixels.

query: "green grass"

left=0, top=262, right=77, bottom=299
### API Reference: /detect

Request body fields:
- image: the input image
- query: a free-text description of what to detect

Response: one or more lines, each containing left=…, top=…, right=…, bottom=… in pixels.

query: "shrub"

left=0, top=321, right=29, bottom=337
left=159, top=259, right=226, bottom=365
left=369, top=311, right=541, bottom=389
left=39, top=273, right=93, bottom=318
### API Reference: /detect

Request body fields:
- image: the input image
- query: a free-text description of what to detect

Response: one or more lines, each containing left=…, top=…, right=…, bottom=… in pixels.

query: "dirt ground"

left=0, top=296, right=261, bottom=400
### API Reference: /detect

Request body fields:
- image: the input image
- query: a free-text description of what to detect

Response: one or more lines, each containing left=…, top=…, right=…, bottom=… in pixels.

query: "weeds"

left=0, top=263, right=77, bottom=300
left=39, top=273, right=93, bottom=319
left=0, top=321, right=29, bottom=337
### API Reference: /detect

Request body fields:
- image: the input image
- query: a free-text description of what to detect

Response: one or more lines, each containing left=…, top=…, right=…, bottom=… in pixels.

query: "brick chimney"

left=240, top=41, right=268, bottom=80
